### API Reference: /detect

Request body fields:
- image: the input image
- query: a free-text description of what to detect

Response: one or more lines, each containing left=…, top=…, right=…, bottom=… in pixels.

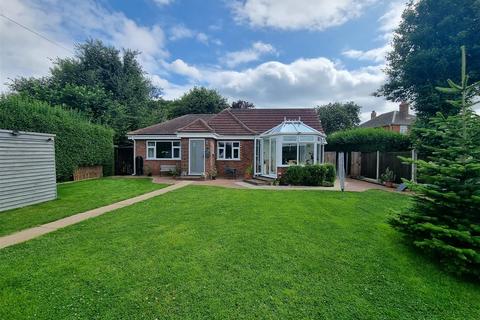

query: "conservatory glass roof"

left=261, top=119, right=323, bottom=136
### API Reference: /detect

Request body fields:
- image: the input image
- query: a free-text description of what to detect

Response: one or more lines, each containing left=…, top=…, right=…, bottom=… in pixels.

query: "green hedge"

left=326, top=128, right=412, bottom=152
left=280, top=164, right=336, bottom=186
left=0, top=95, right=114, bottom=181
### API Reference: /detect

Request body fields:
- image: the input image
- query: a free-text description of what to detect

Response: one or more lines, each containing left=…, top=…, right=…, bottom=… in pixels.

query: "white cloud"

left=168, top=25, right=220, bottom=45
left=342, top=47, right=389, bottom=63
left=0, top=0, right=168, bottom=92
left=153, top=0, right=174, bottom=6
left=231, top=0, right=377, bottom=30
left=342, top=1, right=406, bottom=63
left=193, top=57, right=396, bottom=120
left=167, top=59, right=201, bottom=80
left=169, top=25, right=195, bottom=40
left=221, top=41, right=277, bottom=68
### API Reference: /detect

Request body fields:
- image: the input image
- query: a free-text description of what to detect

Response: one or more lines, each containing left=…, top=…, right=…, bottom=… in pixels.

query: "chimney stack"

left=399, top=101, right=409, bottom=118
left=371, top=110, right=377, bottom=119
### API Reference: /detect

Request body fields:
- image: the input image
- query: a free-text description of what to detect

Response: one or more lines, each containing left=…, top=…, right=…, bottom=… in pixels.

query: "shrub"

left=282, top=164, right=336, bottom=186
left=0, top=94, right=114, bottom=181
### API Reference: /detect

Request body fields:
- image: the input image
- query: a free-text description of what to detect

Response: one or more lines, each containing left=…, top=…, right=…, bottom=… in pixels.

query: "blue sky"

left=1, top=0, right=407, bottom=121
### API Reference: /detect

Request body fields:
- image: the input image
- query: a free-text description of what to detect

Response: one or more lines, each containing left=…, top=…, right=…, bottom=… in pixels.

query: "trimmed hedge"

left=326, top=127, right=412, bottom=152
left=280, top=164, right=336, bottom=186
left=0, top=95, right=114, bottom=181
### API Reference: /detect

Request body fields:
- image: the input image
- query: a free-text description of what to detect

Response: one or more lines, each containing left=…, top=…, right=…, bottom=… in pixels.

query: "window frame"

left=217, top=141, right=241, bottom=160
left=146, top=140, right=181, bottom=160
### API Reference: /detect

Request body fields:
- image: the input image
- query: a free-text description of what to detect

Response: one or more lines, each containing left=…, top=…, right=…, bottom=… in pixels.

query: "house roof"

left=207, top=109, right=257, bottom=135
left=177, top=118, right=214, bottom=133
left=128, top=114, right=215, bottom=135
left=360, top=111, right=416, bottom=128
left=229, top=108, right=323, bottom=133
left=128, top=108, right=323, bottom=136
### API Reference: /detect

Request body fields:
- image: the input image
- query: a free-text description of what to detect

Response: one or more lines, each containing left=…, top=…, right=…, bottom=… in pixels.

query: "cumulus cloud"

left=221, top=42, right=277, bottom=67
left=167, top=59, right=202, bottom=80
left=199, top=57, right=396, bottom=120
left=342, top=1, right=406, bottom=63
left=231, top=0, right=377, bottom=30
left=0, top=0, right=167, bottom=92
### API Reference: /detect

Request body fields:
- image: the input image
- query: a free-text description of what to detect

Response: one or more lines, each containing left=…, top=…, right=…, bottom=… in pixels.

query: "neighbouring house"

left=127, top=108, right=326, bottom=179
left=359, top=102, right=416, bottom=134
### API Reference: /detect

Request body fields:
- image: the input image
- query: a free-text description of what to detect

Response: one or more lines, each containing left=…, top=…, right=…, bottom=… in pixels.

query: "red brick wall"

left=135, top=140, right=181, bottom=175
left=135, top=138, right=254, bottom=177
left=215, top=140, right=254, bottom=178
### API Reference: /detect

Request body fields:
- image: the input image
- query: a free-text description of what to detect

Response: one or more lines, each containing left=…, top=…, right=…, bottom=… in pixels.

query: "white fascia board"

left=176, top=132, right=257, bottom=140
left=128, top=135, right=179, bottom=140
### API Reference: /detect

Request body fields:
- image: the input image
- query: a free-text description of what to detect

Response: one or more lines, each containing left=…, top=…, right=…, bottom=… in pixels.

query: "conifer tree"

left=391, top=47, right=480, bottom=278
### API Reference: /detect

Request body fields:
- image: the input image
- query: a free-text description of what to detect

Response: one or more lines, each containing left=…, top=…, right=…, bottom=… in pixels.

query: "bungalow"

left=127, top=108, right=326, bottom=179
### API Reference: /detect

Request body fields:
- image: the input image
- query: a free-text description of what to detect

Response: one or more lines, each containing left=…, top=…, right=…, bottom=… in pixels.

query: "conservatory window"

left=282, top=143, right=297, bottom=165
left=299, top=143, right=314, bottom=165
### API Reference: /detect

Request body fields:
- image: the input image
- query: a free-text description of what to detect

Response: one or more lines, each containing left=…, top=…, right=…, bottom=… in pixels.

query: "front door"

left=189, top=139, right=205, bottom=175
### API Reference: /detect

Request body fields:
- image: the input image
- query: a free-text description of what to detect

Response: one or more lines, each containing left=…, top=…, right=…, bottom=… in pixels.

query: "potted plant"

left=144, top=165, right=152, bottom=177
left=244, top=165, right=253, bottom=180
left=209, top=167, right=217, bottom=180
left=380, top=167, right=396, bottom=187
left=169, top=166, right=180, bottom=179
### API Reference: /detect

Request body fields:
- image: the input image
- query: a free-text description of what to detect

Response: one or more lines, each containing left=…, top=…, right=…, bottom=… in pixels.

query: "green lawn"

left=0, top=186, right=478, bottom=319
left=0, top=177, right=167, bottom=236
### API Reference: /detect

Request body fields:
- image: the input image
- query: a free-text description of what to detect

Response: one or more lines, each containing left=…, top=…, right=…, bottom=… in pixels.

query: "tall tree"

left=316, top=102, right=361, bottom=135
left=9, top=39, right=164, bottom=143
left=390, top=47, right=480, bottom=278
left=377, top=0, right=480, bottom=119
left=169, top=87, right=229, bottom=118
left=231, top=100, right=255, bottom=109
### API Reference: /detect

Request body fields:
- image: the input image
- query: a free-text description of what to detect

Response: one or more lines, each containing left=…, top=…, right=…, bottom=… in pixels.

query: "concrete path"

left=0, top=181, right=191, bottom=250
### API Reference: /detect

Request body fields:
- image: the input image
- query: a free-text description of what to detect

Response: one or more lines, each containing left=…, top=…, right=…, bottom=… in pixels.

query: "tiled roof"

left=128, top=114, right=214, bottom=135
left=207, top=109, right=257, bottom=135
left=359, top=111, right=416, bottom=128
left=128, top=108, right=323, bottom=136
left=229, top=108, right=323, bottom=134
left=177, top=118, right=214, bottom=132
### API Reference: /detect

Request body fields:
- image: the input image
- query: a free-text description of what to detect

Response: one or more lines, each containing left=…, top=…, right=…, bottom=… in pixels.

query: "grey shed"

left=0, top=129, right=57, bottom=212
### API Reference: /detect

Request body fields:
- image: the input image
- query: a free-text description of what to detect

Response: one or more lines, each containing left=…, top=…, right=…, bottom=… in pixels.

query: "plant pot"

left=244, top=173, right=253, bottom=180
left=211, top=176, right=216, bottom=180
left=385, top=181, right=394, bottom=188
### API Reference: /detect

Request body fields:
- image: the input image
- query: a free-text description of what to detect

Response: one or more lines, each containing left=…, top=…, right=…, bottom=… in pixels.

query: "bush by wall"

left=326, top=127, right=412, bottom=152
left=280, top=164, right=336, bottom=186
left=0, top=95, right=114, bottom=181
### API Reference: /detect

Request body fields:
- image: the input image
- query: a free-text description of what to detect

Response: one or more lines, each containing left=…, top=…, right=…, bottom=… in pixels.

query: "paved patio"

left=151, top=176, right=396, bottom=192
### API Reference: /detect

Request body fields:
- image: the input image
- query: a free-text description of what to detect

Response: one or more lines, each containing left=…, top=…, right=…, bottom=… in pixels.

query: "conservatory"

left=254, top=119, right=327, bottom=178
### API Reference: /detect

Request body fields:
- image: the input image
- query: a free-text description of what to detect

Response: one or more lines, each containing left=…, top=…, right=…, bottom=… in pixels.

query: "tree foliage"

left=168, top=87, right=229, bottom=118
left=9, top=39, right=166, bottom=143
left=377, top=0, right=480, bottom=119
left=231, top=100, right=255, bottom=109
left=326, top=128, right=412, bottom=152
left=390, top=47, right=480, bottom=279
left=316, top=102, right=361, bottom=135
left=0, top=95, right=114, bottom=181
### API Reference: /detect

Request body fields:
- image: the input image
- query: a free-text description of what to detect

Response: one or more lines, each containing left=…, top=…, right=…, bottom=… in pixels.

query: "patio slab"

left=151, top=176, right=396, bottom=192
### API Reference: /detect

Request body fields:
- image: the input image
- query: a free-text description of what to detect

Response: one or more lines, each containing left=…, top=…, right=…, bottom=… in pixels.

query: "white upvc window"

left=399, top=125, right=408, bottom=134
left=217, top=141, right=240, bottom=160
left=147, top=141, right=181, bottom=160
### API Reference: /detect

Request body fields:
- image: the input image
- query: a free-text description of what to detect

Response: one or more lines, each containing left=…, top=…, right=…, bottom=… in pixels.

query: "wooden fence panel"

left=73, top=166, right=103, bottom=181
